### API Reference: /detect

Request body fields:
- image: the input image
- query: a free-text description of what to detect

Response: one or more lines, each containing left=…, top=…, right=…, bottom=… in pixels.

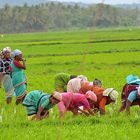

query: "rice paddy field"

left=0, top=28, right=140, bottom=139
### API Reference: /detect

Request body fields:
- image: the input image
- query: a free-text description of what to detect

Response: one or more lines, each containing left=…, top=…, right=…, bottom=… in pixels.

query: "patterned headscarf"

left=103, top=88, right=118, bottom=101
left=2, top=47, right=11, bottom=54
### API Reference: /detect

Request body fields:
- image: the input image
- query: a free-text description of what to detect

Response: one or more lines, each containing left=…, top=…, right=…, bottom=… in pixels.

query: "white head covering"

left=52, top=91, right=62, bottom=101
left=67, top=77, right=82, bottom=93
left=103, top=88, right=118, bottom=101
left=2, top=46, right=11, bottom=54
left=12, top=49, right=22, bottom=57
left=77, top=75, right=88, bottom=82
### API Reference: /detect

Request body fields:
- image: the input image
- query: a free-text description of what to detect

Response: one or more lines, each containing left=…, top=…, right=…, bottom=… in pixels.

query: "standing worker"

left=0, top=47, right=14, bottom=104
left=10, top=49, right=27, bottom=105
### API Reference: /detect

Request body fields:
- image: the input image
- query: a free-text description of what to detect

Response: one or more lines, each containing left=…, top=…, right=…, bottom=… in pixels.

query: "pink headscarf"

left=85, top=91, right=97, bottom=102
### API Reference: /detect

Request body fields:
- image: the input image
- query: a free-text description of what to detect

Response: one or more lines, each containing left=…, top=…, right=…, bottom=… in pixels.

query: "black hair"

left=93, top=78, right=102, bottom=87
left=70, top=75, right=77, bottom=79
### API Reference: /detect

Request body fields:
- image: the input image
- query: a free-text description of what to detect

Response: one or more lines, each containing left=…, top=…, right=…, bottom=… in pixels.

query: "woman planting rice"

left=58, top=91, right=97, bottom=118
left=23, top=90, right=62, bottom=121
left=10, top=49, right=27, bottom=105
left=77, top=80, right=118, bottom=115
left=67, top=75, right=88, bottom=93
left=119, top=74, right=140, bottom=114
left=79, top=78, right=102, bottom=94
left=93, top=88, right=118, bottom=115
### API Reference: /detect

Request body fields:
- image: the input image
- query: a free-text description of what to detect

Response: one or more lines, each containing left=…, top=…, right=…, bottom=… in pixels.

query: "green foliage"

left=0, top=3, right=140, bottom=33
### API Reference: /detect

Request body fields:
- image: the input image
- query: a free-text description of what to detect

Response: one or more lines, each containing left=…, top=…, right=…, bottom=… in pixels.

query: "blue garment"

left=128, top=90, right=138, bottom=102
left=129, top=79, right=140, bottom=85
left=126, top=74, right=139, bottom=84
left=10, top=60, right=27, bottom=98
left=3, top=74, right=14, bottom=98
left=22, top=90, right=52, bottom=116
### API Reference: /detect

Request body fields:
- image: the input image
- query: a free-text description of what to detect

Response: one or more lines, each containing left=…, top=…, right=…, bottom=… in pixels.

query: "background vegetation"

left=0, top=2, right=140, bottom=33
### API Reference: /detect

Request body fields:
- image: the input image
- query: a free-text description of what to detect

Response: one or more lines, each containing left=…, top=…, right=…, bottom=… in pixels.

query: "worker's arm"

left=41, top=110, right=49, bottom=119
left=77, top=107, right=90, bottom=116
left=99, top=97, right=107, bottom=115
left=36, top=106, right=44, bottom=120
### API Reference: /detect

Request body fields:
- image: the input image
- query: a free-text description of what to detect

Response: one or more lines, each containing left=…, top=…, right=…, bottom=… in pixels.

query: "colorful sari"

left=10, top=61, right=27, bottom=100
left=22, top=90, right=52, bottom=116
left=0, top=58, right=14, bottom=99
left=3, top=74, right=14, bottom=98
left=0, top=74, right=14, bottom=98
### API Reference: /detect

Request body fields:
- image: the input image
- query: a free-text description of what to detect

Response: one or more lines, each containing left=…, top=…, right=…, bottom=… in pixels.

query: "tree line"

left=0, top=2, right=140, bottom=33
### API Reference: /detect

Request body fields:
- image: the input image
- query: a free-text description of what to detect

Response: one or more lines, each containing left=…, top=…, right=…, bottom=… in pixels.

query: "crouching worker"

left=94, top=88, right=118, bottom=115
left=22, top=90, right=62, bottom=121
left=119, top=74, right=140, bottom=115
left=79, top=78, right=102, bottom=94
left=67, top=75, right=88, bottom=93
left=58, top=91, right=97, bottom=119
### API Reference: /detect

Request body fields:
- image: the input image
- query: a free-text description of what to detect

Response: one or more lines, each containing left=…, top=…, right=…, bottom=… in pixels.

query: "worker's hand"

left=137, top=94, right=140, bottom=99
left=99, top=108, right=105, bottom=115
left=21, top=58, right=26, bottom=61
left=41, top=110, right=49, bottom=119
left=16, top=99, right=21, bottom=105
left=84, top=111, right=90, bottom=116
left=94, top=108, right=99, bottom=113
left=36, top=114, right=41, bottom=120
